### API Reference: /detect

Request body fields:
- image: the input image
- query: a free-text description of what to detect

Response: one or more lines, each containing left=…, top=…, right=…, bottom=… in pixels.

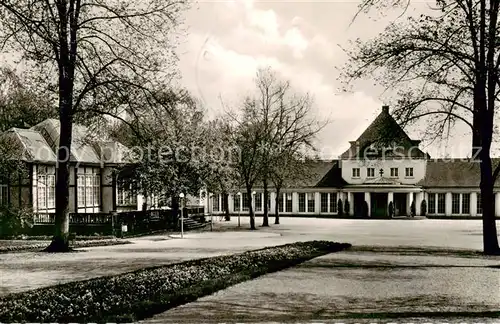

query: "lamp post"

left=179, top=193, right=185, bottom=239
left=252, top=191, right=256, bottom=218
left=209, top=193, right=213, bottom=231
left=237, top=192, right=241, bottom=227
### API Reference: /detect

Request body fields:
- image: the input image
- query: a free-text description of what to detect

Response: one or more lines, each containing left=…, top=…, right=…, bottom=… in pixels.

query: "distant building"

left=208, top=106, right=499, bottom=218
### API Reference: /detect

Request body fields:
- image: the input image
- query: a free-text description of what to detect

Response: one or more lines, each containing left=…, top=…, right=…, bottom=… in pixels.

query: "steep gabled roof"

left=1, top=128, right=58, bottom=163
left=418, top=159, right=500, bottom=188
left=31, top=119, right=101, bottom=164
left=340, top=106, right=427, bottom=159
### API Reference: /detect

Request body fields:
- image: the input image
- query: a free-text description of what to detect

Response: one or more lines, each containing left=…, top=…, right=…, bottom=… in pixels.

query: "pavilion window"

left=117, top=178, right=138, bottom=206
left=329, top=192, right=338, bottom=213
left=213, top=194, right=219, bottom=212
left=285, top=193, right=292, bottom=212
left=452, top=193, right=460, bottom=214
left=367, top=168, right=375, bottom=178
left=46, top=175, right=55, bottom=209
left=462, top=193, right=470, bottom=214
left=255, top=192, right=262, bottom=212
left=352, top=168, right=360, bottom=178
left=278, top=193, right=284, bottom=213
left=0, top=182, right=7, bottom=207
left=242, top=193, right=249, bottom=211
left=77, top=168, right=100, bottom=209
left=437, top=193, right=445, bottom=214
left=307, top=193, right=315, bottom=212
left=390, top=168, right=399, bottom=177
left=298, top=193, right=306, bottom=212
left=477, top=193, right=482, bottom=215
left=428, top=193, right=436, bottom=214
left=233, top=194, right=240, bottom=212
left=35, top=167, right=56, bottom=212
left=320, top=193, right=328, bottom=213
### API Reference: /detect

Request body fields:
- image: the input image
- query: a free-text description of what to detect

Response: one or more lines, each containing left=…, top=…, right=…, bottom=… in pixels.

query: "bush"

left=0, top=207, right=33, bottom=238
left=388, top=201, right=394, bottom=218
left=362, top=201, right=369, bottom=218
left=337, top=199, right=343, bottom=216
left=0, top=241, right=351, bottom=323
left=410, top=200, right=416, bottom=216
left=421, top=199, right=427, bottom=216
left=344, top=200, right=350, bottom=216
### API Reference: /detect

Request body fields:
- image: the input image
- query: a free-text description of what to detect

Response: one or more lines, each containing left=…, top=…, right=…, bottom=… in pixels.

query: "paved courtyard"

left=1, top=217, right=499, bottom=322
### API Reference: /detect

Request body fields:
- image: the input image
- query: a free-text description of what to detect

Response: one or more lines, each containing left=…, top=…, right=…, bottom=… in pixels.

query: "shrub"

left=421, top=199, right=427, bottom=216
left=337, top=199, right=343, bottom=216
left=344, top=200, right=350, bottom=216
left=410, top=200, right=416, bottom=216
left=388, top=201, right=394, bottom=218
left=0, top=241, right=350, bottom=323
left=0, top=207, right=33, bottom=238
left=362, top=201, right=369, bottom=218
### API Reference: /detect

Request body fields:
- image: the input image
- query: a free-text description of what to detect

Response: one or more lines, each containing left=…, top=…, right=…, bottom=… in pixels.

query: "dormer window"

left=352, top=168, right=360, bottom=178
left=365, top=144, right=378, bottom=158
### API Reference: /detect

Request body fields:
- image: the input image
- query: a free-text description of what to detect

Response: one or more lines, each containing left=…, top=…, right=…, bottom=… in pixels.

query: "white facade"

left=208, top=106, right=499, bottom=219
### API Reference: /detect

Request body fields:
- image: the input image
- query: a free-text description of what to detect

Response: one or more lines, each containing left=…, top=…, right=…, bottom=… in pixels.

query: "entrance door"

left=371, top=193, right=388, bottom=218
left=353, top=193, right=364, bottom=218
left=393, top=193, right=407, bottom=216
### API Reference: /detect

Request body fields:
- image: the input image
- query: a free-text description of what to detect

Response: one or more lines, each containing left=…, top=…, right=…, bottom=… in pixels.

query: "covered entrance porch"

left=343, top=184, right=423, bottom=218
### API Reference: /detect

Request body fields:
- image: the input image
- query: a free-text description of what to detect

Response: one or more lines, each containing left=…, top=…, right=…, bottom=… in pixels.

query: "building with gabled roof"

left=208, top=105, right=498, bottom=218
left=0, top=119, right=153, bottom=215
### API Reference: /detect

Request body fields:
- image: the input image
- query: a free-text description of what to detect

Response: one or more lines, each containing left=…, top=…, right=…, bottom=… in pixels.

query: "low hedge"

left=0, top=238, right=131, bottom=254
left=0, top=240, right=350, bottom=323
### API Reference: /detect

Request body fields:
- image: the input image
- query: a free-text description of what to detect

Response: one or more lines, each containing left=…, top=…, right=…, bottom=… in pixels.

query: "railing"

left=33, top=213, right=112, bottom=224
left=31, top=207, right=205, bottom=236
left=33, top=213, right=55, bottom=224
left=70, top=213, right=112, bottom=224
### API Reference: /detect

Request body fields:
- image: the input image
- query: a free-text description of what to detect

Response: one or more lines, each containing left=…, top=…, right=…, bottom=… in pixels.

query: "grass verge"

left=0, top=240, right=350, bottom=323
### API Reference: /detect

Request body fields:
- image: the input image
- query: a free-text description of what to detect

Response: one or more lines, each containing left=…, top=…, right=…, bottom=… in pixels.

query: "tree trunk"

left=247, top=187, right=256, bottom=230
left=44, top=82, right=73, bottom=253
left=478, top=60, right=500, bottom=254
left=224, top=192, right=230, bottom=221
left=262, top=180, right=269, bottom=226
left=274, top=187, right=280, bottom=224
left=479, top=154, right=500, bottom=255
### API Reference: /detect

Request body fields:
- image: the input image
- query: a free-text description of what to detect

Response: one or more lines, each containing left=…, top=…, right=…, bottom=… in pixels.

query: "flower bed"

left=0, top=240, right=350, bottom=323
left=0, top=238, right=131, bottom=253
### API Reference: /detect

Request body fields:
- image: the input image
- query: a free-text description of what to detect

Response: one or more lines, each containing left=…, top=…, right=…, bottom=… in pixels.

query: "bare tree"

left=254, top=68, right=324, bottom=227
left=227, top=68, right=324, bottom=229
left=343, top=0, right=500, bottom=254
left=0, top=0, right=188, bottom=251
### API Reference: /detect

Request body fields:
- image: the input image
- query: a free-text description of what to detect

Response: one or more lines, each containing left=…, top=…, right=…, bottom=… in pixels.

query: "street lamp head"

left=252, top=191, right=256, bottom=195
left=179, top=193, right=185, bottom=198
left=237, top=192, right=241, bottom=196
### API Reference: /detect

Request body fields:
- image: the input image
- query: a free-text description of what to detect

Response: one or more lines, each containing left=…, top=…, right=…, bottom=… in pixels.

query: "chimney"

left=382, top=105, right=389, bottom=113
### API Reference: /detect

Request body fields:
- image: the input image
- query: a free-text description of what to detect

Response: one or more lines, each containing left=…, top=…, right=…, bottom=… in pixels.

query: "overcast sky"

left=176, top=0, right=482, bottom=159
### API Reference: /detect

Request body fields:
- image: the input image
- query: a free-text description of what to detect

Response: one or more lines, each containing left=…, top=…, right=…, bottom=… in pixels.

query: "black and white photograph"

left=0, top=0, right=499, bottom=323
